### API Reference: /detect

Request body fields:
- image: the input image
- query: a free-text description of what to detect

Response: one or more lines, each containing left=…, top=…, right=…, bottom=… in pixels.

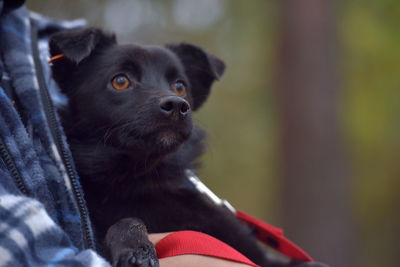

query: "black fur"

left=105, top=218, right=158, bottom=267
left=50, top=28, right=326, bottom=267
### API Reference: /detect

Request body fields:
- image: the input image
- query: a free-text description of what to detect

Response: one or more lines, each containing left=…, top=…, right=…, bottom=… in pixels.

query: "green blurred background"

left=27, top=0, right=400, bottom=266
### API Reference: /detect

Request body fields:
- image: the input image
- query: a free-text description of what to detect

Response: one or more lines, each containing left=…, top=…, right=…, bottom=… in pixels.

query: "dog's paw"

left=105, top=218, right=159, bottom=267
left=115, top=247, right=159, bottom=267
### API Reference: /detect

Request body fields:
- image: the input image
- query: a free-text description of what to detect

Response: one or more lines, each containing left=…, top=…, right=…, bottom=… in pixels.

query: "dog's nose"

left=159, top=96, right=191, bottom=119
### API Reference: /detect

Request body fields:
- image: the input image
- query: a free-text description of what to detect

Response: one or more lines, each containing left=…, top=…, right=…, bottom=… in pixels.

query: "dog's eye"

left=172, top=81, right=186, bottom=97
left=112, top=75, right=130, bottom=91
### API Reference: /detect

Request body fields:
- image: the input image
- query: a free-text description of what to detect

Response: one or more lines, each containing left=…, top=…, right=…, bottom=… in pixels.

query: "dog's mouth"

left=147, top=123, right=192, bottom=153
left=116, top=120, right=192, bottom=154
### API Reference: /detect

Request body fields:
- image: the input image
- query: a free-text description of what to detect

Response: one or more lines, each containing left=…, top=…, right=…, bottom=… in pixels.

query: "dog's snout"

left=159, top=96, right=191, bottom=119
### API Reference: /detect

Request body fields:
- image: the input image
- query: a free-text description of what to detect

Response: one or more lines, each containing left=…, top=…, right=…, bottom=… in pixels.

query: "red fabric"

left=236, top=210, right=314, bottom=262
left=155, top=230, right=260, bottom=267
left=155, top=211, right=313, bottom=264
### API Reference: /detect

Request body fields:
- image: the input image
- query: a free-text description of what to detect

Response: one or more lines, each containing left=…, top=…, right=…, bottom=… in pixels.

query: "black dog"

left=49, top=28, right=325, bottom=267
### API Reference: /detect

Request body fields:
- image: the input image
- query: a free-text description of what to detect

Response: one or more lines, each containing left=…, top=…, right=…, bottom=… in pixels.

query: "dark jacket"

left=0, top=1, right=109, bottom=265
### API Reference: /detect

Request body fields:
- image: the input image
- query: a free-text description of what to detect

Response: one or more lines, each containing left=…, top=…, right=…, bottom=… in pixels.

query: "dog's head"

left=49, top=28, right=225, bottom=156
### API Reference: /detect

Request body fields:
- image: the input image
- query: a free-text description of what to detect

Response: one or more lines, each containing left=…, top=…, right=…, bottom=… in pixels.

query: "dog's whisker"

left=48, top=27, right=281, bottom=267
left=101, top=119, right=140, bottom=145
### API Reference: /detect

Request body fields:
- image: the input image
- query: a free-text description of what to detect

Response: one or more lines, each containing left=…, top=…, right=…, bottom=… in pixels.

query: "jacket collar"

left=1, top=0, right=25, bottom=15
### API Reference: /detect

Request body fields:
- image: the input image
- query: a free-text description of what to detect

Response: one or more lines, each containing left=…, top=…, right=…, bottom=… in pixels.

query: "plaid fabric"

left=0, top=1, right=109, bottom=266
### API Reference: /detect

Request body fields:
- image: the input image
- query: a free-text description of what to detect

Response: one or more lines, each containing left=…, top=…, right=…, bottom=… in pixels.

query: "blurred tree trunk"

left=275, top=1, right=354, bottom=266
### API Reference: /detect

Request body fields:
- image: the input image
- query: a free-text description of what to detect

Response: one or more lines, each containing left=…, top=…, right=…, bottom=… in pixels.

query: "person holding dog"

left=0, top=1, right=260, bottom=266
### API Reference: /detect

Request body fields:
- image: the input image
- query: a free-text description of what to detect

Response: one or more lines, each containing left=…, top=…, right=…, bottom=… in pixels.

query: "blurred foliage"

left=340, top=0, right=400, bottom=266
left=27, top=0, right=400, bottom=266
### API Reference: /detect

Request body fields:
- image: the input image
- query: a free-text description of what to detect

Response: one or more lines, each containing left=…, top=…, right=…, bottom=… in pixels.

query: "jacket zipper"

left=0, top=137, right=28, bottom=195
left=30, top=20, right=95, bottom=250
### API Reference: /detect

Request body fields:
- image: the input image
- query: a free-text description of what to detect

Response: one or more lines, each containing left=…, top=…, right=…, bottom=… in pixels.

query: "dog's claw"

left=106, top=218, right=159, bottom=267
left=116, top=250, right=159, bottom=267
left=129, top=256, right=136, bottom=264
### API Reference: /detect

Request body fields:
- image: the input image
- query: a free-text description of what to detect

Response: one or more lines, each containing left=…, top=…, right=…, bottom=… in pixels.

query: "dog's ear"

left=166, top=43, right=225, bottom=111
left=49, top=27, right=116, bottom=64
left=49, top=28, right=116, bottom=91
